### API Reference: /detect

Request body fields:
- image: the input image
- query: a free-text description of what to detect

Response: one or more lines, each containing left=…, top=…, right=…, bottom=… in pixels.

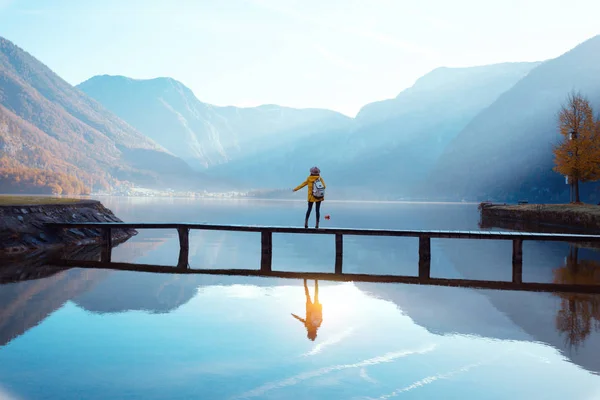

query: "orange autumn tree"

left=553, top=92, right=600, bottom=203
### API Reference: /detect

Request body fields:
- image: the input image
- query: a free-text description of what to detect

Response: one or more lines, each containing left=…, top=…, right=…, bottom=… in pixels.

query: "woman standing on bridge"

left=293, top=166, right=326, bottom=229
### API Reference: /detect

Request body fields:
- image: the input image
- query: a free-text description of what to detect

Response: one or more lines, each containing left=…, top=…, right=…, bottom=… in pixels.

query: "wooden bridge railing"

left=47, top=222, right=600, bottom=291
left=48, top=259, right=600, bottom=294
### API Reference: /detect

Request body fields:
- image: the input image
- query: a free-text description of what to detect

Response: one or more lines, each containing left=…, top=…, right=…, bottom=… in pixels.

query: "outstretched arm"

left=291, top=313, right=306, bottom=324
left=293, top=180, right=308, bottom=191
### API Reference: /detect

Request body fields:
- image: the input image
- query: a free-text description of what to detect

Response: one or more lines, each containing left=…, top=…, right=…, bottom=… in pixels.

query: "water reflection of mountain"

left=73, top=272, right=211, bottom=314
left=356, top=240, right=600, bottom=375
left=0, top=245, right=117, bottom=346
left=476, top=221, right=600, bottom=373
left=0, top=239, right=165, bottom=347
left=0, top=268, right=109, bottom=346
left=355, top=282, right=531, bottom=340
left=72, top=273, right=333, bottom=314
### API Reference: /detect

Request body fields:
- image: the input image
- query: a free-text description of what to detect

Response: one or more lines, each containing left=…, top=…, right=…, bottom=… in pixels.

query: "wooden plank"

left=51, top=259, right=600, bottom=294
left=44, top=222, right=600, bottom=242
left=418, top=236, right=431, bottom=279
left=260, top=231, right=272, bottom=272
left=335, top=234, right=343, bottom=274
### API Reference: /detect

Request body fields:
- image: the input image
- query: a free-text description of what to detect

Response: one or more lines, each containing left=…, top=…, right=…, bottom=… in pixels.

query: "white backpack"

left=312, top=178, right=325, bottom=198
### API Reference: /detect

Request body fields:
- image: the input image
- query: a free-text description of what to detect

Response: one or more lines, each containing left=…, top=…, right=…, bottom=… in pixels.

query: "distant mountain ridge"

left=4, top=32, right=600, bottom=200
left=203, top=61, right=540, bottom=193
left=426, top=34, right=600, bottom=202
left=328, top=61, right=541, bottom=192
left=77, top=75, right=352, bottom=170
left=204, top=34, right=600, bottom=203
left=0, top=36, right=225, bottom=194
left=355, top=62, right=540, bottom=125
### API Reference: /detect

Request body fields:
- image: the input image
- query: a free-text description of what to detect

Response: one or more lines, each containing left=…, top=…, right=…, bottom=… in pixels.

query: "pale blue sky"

left=1, top=0, right=599, bottom=116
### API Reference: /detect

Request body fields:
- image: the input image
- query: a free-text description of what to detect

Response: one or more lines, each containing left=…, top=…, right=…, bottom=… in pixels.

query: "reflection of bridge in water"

left=47, top=222, right=600, bottom=294
left=2, top=231, right=600, bottom=376
left=49, top=257, right=600, bottom=294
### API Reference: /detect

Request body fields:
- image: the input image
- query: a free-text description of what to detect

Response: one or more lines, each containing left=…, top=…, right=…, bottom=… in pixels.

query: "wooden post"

left=418, top=236, right=431, bottom=279
left=177, top=227, right=190, bottom=268
left=101, top=228, right=112, bottom=263
left=335, top=234, right=343, bottom=274
left=177, top=248, right=189, bottom=269
left=512, top=239, right=523, bottom=283
left=261, top=231, right=272, bottom=272
left=103, top=227, right=112, bottom=247
left=178, top=227, right=189, bottom=250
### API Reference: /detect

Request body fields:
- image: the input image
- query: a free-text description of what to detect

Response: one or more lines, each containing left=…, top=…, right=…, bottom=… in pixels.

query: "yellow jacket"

left=294, top=175, right=326, bottom=203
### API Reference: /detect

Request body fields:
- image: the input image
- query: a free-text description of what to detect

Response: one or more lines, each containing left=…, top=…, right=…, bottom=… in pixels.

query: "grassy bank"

left=0, top=195, right=84, bottom=206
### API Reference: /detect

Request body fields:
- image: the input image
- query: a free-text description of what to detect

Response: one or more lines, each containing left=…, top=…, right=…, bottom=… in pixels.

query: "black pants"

left=306, top=201, right=321, bottom=221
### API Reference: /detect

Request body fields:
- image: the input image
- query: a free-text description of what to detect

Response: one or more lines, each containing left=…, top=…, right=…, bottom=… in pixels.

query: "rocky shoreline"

left=0, top=200, right=136, bottom=255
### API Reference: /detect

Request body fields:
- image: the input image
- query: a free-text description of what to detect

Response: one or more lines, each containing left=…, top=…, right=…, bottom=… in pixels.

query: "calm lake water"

left=1, top=198, right=600, bottom=400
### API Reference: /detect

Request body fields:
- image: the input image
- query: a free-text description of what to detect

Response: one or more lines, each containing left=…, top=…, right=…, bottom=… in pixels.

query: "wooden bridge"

left=47, top=222, right=600, bottom=294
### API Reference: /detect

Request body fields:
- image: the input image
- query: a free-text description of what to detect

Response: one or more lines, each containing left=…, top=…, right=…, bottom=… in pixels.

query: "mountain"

left=0, top=36, right=223, bottom=194
left=77, top=75, right=352, bottom=170
left=426, top=35, right=600, bottom=202
left=356, top=62, right=540, bottom=125
left=204, top=62, right=539, bottom=195
left=326, top=62, right=540, bottom=194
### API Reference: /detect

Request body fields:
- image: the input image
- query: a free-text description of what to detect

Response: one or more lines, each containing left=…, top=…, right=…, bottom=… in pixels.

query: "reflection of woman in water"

left=292, top=279, right=322, bottom=341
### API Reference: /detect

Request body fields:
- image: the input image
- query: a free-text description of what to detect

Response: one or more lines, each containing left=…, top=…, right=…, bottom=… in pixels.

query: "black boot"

left=304, top=218, right=309, bottom=229
left=315, top=219, right=319, bottom=229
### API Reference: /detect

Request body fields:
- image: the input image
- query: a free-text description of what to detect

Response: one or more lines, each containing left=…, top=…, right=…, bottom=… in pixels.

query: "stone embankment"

left=0, top=200, right=136, bottom=255
left=479, top=202, right=600, bottom=231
